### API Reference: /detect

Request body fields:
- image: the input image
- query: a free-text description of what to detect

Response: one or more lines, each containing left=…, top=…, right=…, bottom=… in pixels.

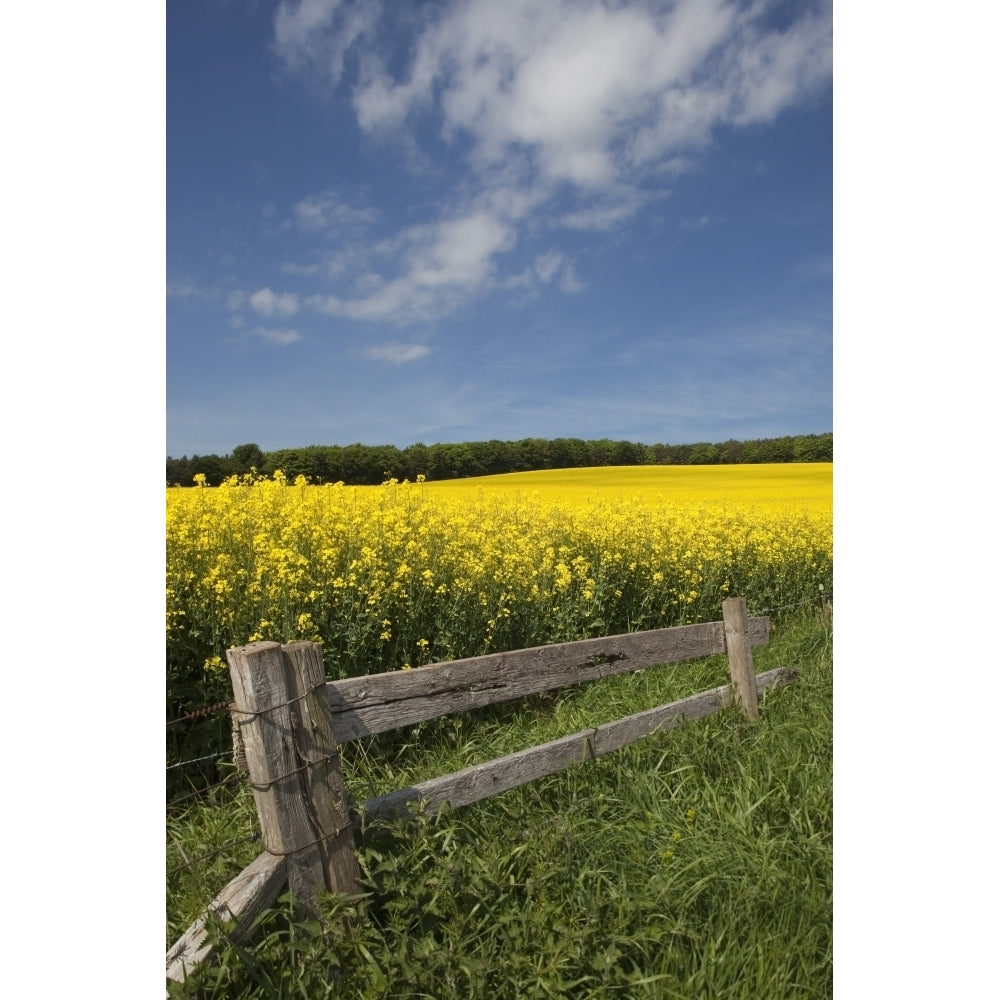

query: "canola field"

left=166, top=464, right=831, bottom=700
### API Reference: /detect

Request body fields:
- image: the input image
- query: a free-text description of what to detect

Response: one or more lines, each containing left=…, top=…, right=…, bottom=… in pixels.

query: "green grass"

left=167, top=604, right=832, bottom=999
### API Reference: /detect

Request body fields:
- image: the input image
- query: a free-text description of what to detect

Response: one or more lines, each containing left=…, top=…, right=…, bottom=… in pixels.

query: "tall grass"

left=168, top=604, right=832, bottom=999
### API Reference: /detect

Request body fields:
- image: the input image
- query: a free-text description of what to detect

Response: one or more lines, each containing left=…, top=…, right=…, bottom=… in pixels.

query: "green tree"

left=718, top=439, right=744, bottom=464
left=612, top=440, right=643, bottom=465
left=166, top=455, right=193, bottom=485
left=689, top=442, right=720, bottom=465
left=188, top=453, right=228, bottom=485
left=512, top=438, right=550, bottom=471
left=229, top=442, right=265, bottom=475
left=475, top=439, right=514, bottom=475
left=402, top=443, right=430, bottom=480
left=756, top=436, right=795, bottom=463
left=793, top=433, right=833, bottom=462
left=549, top=438, right=589, bottom=469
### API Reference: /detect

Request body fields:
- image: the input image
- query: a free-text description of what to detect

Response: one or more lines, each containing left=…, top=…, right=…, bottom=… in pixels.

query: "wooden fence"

left=166, top=597, right=798, bottom=984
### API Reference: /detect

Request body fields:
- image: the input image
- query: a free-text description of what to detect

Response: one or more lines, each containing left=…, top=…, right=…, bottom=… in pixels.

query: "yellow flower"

left=167, top=465, right=830, bottom=686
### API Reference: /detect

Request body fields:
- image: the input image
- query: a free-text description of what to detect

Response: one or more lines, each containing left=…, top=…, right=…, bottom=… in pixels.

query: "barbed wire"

left=167, top=701, right=233, bottom=727
left=167, top=750, right=229, bottom=772
left=168, top=678, right=329, bottom=732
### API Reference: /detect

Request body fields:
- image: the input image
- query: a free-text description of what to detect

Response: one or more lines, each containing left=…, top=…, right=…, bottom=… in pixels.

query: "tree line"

left=166, top=433, right=832, bottom=486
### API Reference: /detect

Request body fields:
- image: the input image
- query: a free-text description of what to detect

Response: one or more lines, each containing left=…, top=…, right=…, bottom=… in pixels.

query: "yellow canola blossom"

left=166, top=465, right=831, bottom=683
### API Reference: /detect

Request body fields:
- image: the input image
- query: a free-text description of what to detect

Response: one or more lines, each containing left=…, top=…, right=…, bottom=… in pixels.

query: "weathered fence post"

left=282, top=641, right=362, bottom=896
left=226, top=640, right=361, bottom=915
left=722, top=597, right=760, bottom=721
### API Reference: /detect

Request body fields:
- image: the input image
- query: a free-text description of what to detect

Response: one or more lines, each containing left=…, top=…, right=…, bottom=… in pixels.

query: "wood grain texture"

left=722, top=597, right=760, bottom=721
left=327, top=618, right=769, bottom=742
left=226, top=642, right=328, bottom=908
left=282, top=642, right=362, bottom=897
left=165, top=851, right=286, bottom=984
left=355, top=666, right=798, bottom=824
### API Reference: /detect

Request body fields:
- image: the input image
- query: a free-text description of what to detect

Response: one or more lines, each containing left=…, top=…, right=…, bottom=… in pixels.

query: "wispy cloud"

left=168, top=278, right=224, bottom=302
left=304, top=208, right=516, bottom=322
left=279, top=261, right=322, bottom=276
left=249, top=287, right=300, bottom=317
left=272, top=0, right=382, bottom=85
left=679, top=213, right=723, bottom=231
left=290, top=189, right=379, bottom=234
left=364, top=341, right=431, bottom=363
left=252, top=326, right=302, bottom=346
left=270, top=0, right=831, bottom=325
left=559, top=261, right=584, bottom=293
left=504, top=250, right=583, bottom=296
left=166, top=279, right=204, bottom=299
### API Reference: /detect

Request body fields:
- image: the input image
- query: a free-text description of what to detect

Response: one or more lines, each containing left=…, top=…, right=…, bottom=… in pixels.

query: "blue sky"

left=167, top=0, right=832, bottom=458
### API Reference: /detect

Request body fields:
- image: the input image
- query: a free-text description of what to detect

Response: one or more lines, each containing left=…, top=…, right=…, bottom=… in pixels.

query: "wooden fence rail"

left=167, top=597, right=798, bottom=984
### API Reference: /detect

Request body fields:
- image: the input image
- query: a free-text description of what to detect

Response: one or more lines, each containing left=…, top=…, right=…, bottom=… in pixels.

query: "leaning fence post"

left=226, top=640, right=357, bottom=915
left=722, top=597, right=760, bottom=721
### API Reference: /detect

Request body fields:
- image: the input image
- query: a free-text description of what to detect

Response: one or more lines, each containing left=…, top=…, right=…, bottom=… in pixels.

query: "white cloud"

left=273, top=0, right=830, bottom=325
left=409, top=212, right=514, bottom=288
left=364, top=341, right=431, bottom=363
left=348, top=0, right=830, bottom=195
left=249, top=287, right=299, bottom=317
left=305, top=208, right=515, bottom=322
left=273, top=0, right=381, bottom=85
left=252, top=327, right=302, bottom=346
left=291, top=190, right=378, bottom=233
left=727, top=6, right=833, bottom=126
left=503, top=250, right=584, bottom=297
left=559, top=189, right=648, bottom=231
left=534, top=251, right=563, bottom=284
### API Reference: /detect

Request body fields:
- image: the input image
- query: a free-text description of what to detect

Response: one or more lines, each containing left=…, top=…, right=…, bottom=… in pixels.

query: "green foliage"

left=168, top=606, right=832, bottom=999
left=167, top=434, right=834, bottom=486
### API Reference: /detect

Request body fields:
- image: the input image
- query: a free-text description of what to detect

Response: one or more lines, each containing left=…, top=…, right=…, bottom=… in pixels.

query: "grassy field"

left=167, top=603, right=832, bottom=999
